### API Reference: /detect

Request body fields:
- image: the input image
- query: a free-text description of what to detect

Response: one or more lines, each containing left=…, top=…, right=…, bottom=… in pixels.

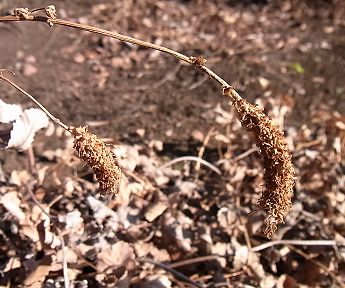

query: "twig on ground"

left=251, top=239, right=342, bottom=252
left=122, top=168, right=154, bottom=191
left=48, top=195, right=64, bottom=209
left=195, top=126, right=215, bottom=173
left=26, top=147, right=37, bottom=176
left=199, top=270, right=245, bottom=287
left=26, top=183, right=55, bottom=221
left=161, top=156, right=221, bottom=175
left=132, top=63, right=181, bottom=91
left=186, top=74, right=209, bottom=90
left=224, top=270, right=246, bottom=279
left=240, top=217, right=253, bottom=251
left=233, top=147, right=258, bottom=162
left=217, top=147, right=258, bottom=166
left=26, top=184, right=70, bottom=287
left=57, top=228, right=70, bottom=288
left=137, top=257, right=205, bottom=288
left=289, top=245, right=345, bottom=288
left=72, top=245, right=99, bottom=271
left=168, top=255, right=222, bottom=269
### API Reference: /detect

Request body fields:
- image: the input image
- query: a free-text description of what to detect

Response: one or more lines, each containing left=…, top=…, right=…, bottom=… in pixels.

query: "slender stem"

left=58, top=228, right=70, bottom=288
left=53, top=18, right=193, bottom=63
left=251, top=239, right=342, bottom=252
left=27, top=184, right=70, bottom=288
left=26, top=183, right=54, bottom=220
left=168, top=255, right=222, bottom=269
left=160, top=155, right=221, bottom=175
left=137, top=257, right=205, bottom=288
left=0, top=15, right=234, bottom=93
left=0, top=71, right=70, bottom=131
left=195, top=126, right=215, bottom=172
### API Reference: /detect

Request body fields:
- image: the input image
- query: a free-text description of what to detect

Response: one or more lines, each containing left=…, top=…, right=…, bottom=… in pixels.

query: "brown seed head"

left=70, top=126, right=124, bottom=195
left=223, top=87, right=295, bottom=238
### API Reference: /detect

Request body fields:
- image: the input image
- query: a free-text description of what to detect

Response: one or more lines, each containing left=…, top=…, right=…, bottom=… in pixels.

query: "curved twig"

left=251, top=239, right=343, bottom=252
left=195, top=127, right=215, bottom=173
left=161, top=156, right=221, bottom=175
left=57, top=228, right=70, bottom=288
left=26, top=184, right=69, bottom=287
left=0, top=14, right=230, bottom=89
left=137, top=257, right=205, bottom=288
left=168, top=255, right=222, bottom=269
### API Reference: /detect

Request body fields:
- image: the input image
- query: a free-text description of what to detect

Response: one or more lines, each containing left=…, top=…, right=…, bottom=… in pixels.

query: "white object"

left=0, top=99, right=49, bottom=150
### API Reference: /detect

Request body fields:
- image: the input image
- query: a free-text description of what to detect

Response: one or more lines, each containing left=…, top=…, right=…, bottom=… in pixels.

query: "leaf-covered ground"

left=0, top=1, right=344, bottom=287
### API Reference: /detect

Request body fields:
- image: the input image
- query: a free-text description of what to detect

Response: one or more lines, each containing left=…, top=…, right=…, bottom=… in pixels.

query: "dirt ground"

left=0, top=0, right=344, bottom=287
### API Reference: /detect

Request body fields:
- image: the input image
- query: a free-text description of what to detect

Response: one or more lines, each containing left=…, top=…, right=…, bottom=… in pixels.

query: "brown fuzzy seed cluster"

left=70, top=126, right=124, bottom=195
left=224, top=87, right=295, bottom=238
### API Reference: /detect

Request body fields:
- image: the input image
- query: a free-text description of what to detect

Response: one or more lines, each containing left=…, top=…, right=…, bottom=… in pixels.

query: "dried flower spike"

left=70, top=126, right=124, bottom=195
left=223, top=87, right=295, bottom=238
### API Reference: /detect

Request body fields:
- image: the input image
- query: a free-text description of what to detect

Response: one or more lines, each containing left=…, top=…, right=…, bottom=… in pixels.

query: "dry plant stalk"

left=224, top=87, right=295, bottom=238
left=0, top=5, right=296, bottom=236
left=0, top=71, right=124, bottom=195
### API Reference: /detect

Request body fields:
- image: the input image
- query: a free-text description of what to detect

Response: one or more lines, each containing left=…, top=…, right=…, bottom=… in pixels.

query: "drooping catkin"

left=70, top=126, right=124, bottom=195
left=223, top=87, right=295, bottom=238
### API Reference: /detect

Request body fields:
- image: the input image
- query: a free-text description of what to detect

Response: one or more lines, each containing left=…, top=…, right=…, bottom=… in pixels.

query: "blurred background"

left=0, top=1, right=344, bottom=287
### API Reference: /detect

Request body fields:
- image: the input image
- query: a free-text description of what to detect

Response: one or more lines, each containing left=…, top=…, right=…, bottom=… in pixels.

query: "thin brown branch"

left=26, top=184, right=69, bottom=287
left=57, top=228, right=70, bottom=288
left=137, top=257, right=206, bottom=288
left=233, top=147, right=258, bottom=162
left=0, top=14, right=231, bottom=89
left=26, top=147, right=37, bottom=175
left=0, top=70, right=70, bottom=131
left=25, top=183, right=55, bottom=221
left=160, top=156, right=221, bottom=175
left=251, top=239, right=344, bottom=252
left=168, top=255, right=222, bottom=269
left=195, top=126, right=215, bottom=173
